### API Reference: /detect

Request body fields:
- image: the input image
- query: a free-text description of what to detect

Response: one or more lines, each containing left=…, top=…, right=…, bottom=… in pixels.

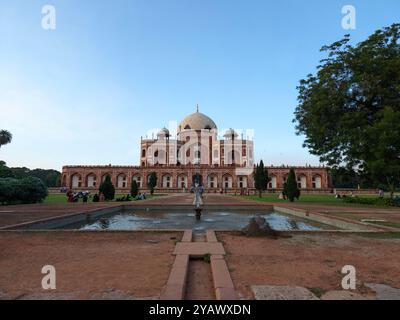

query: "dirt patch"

left=219, top=232, right=400, bottom=299
left=0, top=231, right=181, bottom=299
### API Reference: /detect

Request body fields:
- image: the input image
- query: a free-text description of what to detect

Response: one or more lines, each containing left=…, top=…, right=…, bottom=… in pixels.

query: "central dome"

left=178, top=110, right=217, bottom=132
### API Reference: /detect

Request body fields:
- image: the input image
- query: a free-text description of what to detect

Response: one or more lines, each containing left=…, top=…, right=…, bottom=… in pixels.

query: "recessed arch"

left=71, top=173, right=82, bottom=188
left=312, top=174, right=322, bottom=189
left=117, top=173, right=127, bottom=188
left=207, top=174, right=218, bottom=188
left=162, top=173, right=172, bottom=188
left=222, top=173, right=233, bottom=188
left=297, top=174, right=307, bottom=189
left=86, top=173, right=97, bottom=188
left=177, top=174, right=188, bottom=188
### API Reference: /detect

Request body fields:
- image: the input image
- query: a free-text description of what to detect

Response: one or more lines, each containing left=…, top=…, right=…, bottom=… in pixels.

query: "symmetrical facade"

left=61, top=109, right=330, bottom=193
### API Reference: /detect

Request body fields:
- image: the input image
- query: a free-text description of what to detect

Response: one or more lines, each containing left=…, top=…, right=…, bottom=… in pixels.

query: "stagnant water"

left=61, top=209, right=325, bottom=232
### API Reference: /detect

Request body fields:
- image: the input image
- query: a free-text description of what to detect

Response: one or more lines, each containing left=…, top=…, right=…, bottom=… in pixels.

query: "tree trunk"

left=386, top=178, right=395, bottom=199
left=389, top=185, right=395, bottom=199
left=259, top=190, right=262, bottom=198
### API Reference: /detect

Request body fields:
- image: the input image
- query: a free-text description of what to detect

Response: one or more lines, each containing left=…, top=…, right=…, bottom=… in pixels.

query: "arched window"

left=312, top=175, right=322, bottom=189
left=142, top=149, right=146, bottom=157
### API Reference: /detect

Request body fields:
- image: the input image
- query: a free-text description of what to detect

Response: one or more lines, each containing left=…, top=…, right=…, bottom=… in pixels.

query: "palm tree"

left=0, top=130, right=12, bottom=148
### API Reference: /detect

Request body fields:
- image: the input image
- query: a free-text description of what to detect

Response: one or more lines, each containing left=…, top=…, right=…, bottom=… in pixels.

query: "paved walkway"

left=161, top=229, right=237, bottom=300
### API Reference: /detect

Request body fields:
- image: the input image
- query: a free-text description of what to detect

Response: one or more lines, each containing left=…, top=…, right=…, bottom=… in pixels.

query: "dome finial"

left=196, top=104, right=199, bottom=113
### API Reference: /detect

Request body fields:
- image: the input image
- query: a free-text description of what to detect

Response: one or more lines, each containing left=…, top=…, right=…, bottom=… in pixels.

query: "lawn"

left=241, top=193, right=383, bottom=206
left=43, top=193, right=165, bottom=204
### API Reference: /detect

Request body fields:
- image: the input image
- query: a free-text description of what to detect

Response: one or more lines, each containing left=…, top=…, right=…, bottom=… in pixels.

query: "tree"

left=131, top=179, right=139, bottom=198
left=363, top=107, right=400, bottom=198
left=0, top=130, right=12, bottom=148
left=148, top=172, right=157, bottom=195
left=0, top=162, right=61, bottom=187
left=294, top=24, right=400, bottom=198
left=253, top=160, right=269, bottom=198
left=0, top=162, right=14, bottom=178
left=0, top=177, right=48, bottom=204
left=99, top=174, right=115, bottom=200
left=283, top=168, right=300, bottom=202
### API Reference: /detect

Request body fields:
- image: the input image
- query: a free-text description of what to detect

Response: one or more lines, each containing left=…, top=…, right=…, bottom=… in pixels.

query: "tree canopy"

left=0, top=130, right=12, bottom=148
left=294, top=24, right=400, bottom=197
left=0, top=162, right=61, bottom=187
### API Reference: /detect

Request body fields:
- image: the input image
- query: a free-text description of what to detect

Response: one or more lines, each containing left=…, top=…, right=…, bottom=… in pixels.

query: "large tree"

left=294, top=24, right=400, bottom=197
left=0, top=130, right=12, bottom=148
left=253, top=160, right=269, bottom=198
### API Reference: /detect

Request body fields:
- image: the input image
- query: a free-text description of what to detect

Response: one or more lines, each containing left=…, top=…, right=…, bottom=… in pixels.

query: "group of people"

left=136, top=192, right=147, bottom=200
left=66, top=190, right=91, bottom=203
left=65, top=189, right=147, bottom=203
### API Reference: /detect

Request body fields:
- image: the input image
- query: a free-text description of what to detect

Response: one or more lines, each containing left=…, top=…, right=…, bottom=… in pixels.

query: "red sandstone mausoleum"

left=61, top=109, right=330, bottom=193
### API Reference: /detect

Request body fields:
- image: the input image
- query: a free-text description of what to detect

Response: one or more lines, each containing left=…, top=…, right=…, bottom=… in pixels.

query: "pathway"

left=161, top=229, right=237, bottom=300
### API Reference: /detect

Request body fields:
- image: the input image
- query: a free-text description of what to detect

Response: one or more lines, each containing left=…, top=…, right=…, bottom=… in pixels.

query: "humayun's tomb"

left=61, top=108, right=331, bottom=193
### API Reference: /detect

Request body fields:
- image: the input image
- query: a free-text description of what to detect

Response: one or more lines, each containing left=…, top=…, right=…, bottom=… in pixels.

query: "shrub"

left=99, top=174, right=115, bottom=201
left=148, top=172, right=157, bottom=195
left=283, top=168, right=300, bottom=202
left=116, top=194, right=131, bottom=202
left=0, top=177, right=48, bottom=204
left=92, top=194, right=100, bottom=202
left=131, top=180, right=138, bottom=198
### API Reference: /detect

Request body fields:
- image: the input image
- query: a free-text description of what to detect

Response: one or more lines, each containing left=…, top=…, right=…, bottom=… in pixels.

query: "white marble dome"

left=223, top=128, right=238, bottom=139
left=157, top=127, right=170, bottom=137
left=178, top=111, right=217, bottom=132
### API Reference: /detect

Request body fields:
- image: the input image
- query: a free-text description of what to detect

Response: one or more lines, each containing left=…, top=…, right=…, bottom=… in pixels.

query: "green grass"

left=368, top=221, right=400, bottom=229
left=308, top=287, right=327, bottom=298
left=358, top=232, right=400, bottom=239
left=241, top=194, right=394, bottom=207
left=43, top=193, right=165, bottom=204
left=242, top=194, right=343, bottom=204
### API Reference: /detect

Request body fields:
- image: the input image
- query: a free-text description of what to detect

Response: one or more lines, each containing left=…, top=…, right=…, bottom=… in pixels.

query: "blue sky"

left=0, top=0, right=399, bottom=170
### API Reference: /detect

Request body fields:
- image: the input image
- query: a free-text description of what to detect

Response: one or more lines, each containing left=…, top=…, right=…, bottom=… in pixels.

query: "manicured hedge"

left=0, top=177, right=48, bottom=205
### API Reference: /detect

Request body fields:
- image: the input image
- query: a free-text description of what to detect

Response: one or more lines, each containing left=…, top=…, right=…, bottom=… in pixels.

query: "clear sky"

left=1, top=0, right=399, bottom=170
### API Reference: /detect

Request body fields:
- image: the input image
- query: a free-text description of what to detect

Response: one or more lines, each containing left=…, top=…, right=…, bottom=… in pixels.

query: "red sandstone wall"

left=61, top=165, right=330, bottom=192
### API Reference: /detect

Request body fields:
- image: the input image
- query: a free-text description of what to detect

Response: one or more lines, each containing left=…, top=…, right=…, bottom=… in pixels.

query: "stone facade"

left=61, top=164, right=330, bottom=193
